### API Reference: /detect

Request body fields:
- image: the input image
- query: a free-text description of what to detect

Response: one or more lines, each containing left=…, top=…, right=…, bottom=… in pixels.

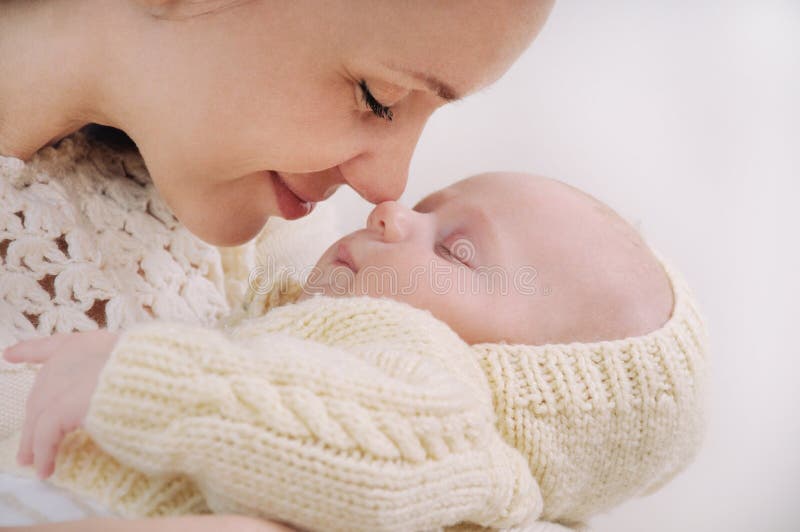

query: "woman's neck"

left=0, top=0, right=114, bottom=160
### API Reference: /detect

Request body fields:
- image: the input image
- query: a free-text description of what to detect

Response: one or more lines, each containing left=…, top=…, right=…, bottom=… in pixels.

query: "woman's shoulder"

left=7, top=126, right=156, bottom=196
left=0, top=127, right=198, bottom=256
left=0, top=127, right=230, bottom=341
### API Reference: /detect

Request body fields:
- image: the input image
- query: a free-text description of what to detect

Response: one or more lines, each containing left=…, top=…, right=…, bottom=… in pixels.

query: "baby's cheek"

left=435, top=287, right=514, bottom=345
left=399, top=288, right=480, bottom=342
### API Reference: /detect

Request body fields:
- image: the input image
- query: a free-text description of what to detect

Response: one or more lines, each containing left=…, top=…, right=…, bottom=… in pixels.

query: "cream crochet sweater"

left=6, top=258, right=706, bottom=532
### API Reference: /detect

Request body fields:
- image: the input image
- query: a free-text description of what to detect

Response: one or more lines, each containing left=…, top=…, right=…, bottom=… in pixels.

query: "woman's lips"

left=268, top=171, right=314, bottom=220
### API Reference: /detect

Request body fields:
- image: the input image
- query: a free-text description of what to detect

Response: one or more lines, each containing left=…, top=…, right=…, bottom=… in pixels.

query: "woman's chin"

left=176, top=172, right=285, bottom=246
left=184, top=212, right=270, bottom=247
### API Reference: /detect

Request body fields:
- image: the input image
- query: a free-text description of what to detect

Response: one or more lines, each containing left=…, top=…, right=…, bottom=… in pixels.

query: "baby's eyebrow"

left=413, top=192, right=446, bottom=213
left=460, top=203, right=501, bottom=242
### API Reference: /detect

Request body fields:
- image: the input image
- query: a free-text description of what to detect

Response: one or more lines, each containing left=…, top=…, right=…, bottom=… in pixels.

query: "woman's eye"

left=359, top=80, right=393, bottom=121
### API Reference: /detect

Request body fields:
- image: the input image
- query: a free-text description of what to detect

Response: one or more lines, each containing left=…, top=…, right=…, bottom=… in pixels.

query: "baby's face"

left=305, top=172, right=672, bottom=345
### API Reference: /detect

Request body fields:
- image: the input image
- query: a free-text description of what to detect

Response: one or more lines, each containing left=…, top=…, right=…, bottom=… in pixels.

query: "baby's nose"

left=366, top=201, right=411, bottom=243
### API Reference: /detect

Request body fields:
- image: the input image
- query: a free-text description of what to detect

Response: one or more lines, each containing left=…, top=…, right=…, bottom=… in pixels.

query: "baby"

left=2, top=172, right=707, bottom=532
left=301, top=172, right=674, bottom=345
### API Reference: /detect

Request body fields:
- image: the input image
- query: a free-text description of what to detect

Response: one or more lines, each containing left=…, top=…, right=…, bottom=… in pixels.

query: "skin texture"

left=0, top=0, right=555, bottom=245
left=304, top=172, right=674, bottom=345
left=3, top=330, right=119, bottom=479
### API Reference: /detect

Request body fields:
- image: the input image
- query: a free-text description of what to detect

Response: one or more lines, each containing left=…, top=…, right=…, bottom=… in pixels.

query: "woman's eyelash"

left=359, top=80, right=393, bottom=121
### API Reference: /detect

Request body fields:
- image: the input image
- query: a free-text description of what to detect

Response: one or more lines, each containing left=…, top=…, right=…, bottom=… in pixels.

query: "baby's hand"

left=2, top=329, right=120, bottom=479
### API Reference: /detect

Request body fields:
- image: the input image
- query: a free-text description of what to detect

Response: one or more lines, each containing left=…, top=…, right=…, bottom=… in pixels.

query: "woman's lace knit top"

left=0, top=132, right=231, bottom=341
left=0, top=130, right=337, bottom=439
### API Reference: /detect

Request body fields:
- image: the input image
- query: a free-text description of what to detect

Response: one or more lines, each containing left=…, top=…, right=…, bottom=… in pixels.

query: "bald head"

left=313, top=171, right=674, bottom=346
left=452, top=172, right=674, bottom=344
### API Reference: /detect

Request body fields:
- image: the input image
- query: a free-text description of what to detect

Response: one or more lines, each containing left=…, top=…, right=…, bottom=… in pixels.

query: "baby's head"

left=305, top=172, right=673, bottom=345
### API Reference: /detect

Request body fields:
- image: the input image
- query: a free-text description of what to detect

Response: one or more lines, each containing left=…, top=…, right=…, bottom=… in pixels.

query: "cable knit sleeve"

left=76, top=297, right=541, bottom=532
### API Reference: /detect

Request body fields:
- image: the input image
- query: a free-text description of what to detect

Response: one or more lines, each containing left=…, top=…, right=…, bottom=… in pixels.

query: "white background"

left=330, top=1, right=799, bottom=530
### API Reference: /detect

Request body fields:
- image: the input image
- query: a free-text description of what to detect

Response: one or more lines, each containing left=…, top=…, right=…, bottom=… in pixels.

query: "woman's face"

left=118, top=0, right=553, bottom=245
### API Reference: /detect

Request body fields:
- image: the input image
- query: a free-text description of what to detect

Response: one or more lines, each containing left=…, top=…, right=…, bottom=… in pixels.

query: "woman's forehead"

left=381, top=63, right=461, bottom=102
left=340, top=0, right=550, bottom=96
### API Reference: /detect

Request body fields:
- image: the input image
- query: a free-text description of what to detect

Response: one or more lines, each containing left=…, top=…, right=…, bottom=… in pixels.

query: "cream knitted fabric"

left=27, top=257, right=706, bottom=532
left=474, top=257, right=708, bottom=525
left=50, top=296, right=541, bottom=532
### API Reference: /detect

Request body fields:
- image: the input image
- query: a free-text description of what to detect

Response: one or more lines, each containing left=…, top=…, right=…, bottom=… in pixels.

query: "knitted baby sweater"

left=32, top=259, right=707, bottom=532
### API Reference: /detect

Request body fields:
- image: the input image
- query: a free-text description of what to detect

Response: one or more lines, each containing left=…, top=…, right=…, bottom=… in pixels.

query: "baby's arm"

left=83, top=320, right=538, bottom=530
left=61, top=316, right=539, bottom=532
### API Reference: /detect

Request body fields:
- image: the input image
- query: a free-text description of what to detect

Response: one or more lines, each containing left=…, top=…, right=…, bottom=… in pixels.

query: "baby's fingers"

left=3, top=334, right=69, bottom=363
left=17, top=365, right=53, bottom=466
left=32, top=410, right=66, bottom=479
left=17, top=416, right=34, bottom=466
left=17, top=377, right=45, bottom=467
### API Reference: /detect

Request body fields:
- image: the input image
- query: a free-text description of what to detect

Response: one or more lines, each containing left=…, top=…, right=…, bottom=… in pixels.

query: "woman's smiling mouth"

left=268, top=171, right=314, bottom=220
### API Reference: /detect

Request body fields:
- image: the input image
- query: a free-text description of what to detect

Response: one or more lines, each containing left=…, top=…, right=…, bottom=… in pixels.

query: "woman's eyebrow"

left=407, top=70, right=460, bottom=101
left=386, top=64, right=461, bottom=102
left=459, top=202, right=501, bottom=244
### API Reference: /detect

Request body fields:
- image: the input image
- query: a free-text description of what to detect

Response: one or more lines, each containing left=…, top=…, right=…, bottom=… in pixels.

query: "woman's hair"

left=146, top=0, right=255, bottom=19
left=80, top=124, right=139, bottom=152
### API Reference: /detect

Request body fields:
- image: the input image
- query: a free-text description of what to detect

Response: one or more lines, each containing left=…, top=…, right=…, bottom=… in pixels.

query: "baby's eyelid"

left=435, top=242, right=455, bottom=260
left=435, top=237, right=473, bottom=268
left=441, top=232, right=476, bottom=268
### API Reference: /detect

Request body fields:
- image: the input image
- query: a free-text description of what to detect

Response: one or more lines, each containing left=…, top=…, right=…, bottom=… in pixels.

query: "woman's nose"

left=339, top=154, right=408, bottom=204
left=338, top=107, right=430, bottom=204
left=366, top=201, right=413, bottom=243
